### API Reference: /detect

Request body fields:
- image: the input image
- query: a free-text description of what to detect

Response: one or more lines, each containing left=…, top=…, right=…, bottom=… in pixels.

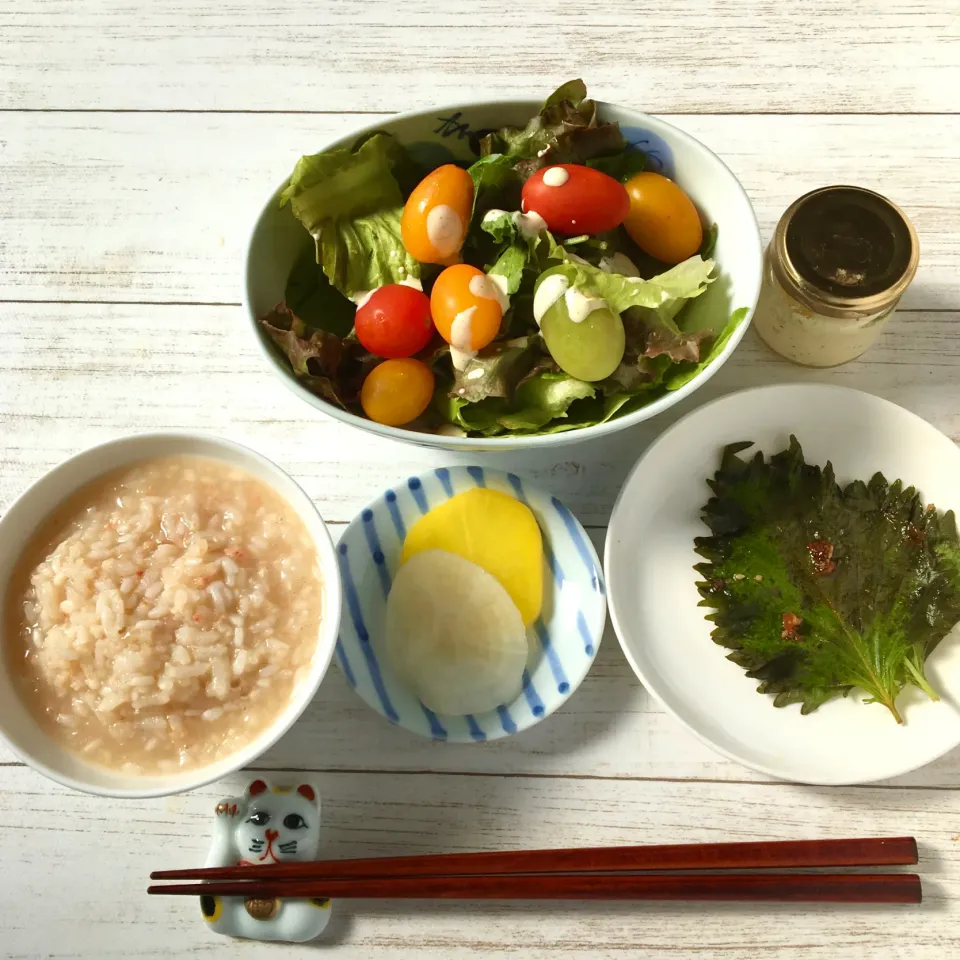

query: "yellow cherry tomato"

left=401, top=164, right=474, bottom=265
left=360, top=358, right=435, bottom=427
left=430, top=264, right=505, bottom=354
left=623, top=172, right=703, bottom=265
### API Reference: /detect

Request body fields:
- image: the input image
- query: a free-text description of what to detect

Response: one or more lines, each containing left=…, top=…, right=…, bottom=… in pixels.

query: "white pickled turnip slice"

left=385, top=549, right=527, bottom=716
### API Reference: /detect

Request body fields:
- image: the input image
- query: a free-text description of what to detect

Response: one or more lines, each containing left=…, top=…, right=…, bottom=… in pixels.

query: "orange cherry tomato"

left=360, top=358, right=435, bottom=426
left=430, top=264, right=506, bottom=354
left=401, top=164, right=474, bottom=265
left=623, top=172, right=703, bottom=264
left=521, top=164, right=629, bottom=235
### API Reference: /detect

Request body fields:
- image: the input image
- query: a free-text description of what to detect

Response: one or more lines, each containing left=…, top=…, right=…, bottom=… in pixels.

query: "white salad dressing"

left=469, top=272, right=510, bottom=313
left=564, top=287, right=607, bottom=324
left=532, top=274, right=570, bottom=325
left=350, top=275, right=422, bottom=309
left=482, top=208, right=548, bottom=239
left=542, top=166, right=570, bottom=187
left=449, top=306, right=478, bottom=370
left=599, top=252, right=640, bottom=277
left=449, top=347, right=475, bottom=371
left=426, top=204, right=464, bottom=257
left=350, top=289, right=375, bottom=308
left=487, top=272, right=511, bottom=308
left=514, top=210, right=548, bottom=237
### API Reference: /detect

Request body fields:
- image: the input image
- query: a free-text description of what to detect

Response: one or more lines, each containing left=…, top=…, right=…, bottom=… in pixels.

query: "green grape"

left=539, top=293, right=625, bottom=382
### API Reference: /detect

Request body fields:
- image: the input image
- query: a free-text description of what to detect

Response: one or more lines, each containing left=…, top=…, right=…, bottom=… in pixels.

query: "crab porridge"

left=3, top=456, right=323, bottom=775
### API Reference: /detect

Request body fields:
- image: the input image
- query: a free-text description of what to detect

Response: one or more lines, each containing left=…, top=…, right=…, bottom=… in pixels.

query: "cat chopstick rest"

left=200, top=778, right=332, bottom=942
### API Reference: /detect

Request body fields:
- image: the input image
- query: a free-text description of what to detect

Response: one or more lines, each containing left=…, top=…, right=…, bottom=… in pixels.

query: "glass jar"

left=753, top=185, right=919, bottom=367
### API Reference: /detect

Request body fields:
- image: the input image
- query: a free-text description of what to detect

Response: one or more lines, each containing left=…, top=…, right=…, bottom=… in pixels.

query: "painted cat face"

left=233, top=780, right=321, bottom=864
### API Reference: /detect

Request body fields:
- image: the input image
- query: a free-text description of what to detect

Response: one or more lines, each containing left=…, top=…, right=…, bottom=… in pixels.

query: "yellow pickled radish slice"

left=385, top=550, right=528, bottom=715
left=401, top=488, right=543, bottom=626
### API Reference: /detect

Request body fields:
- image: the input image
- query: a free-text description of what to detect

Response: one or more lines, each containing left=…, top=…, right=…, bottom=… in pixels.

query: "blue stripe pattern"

left=362, top=509, right=391, bottom=598
left=578, top=613, right=595, bottom=656
left=384, top=490, right=406, bottom=540
left=407, top=476, right=428, bottom=513
left=337, top=543, right=398, bottom=722
left=434, top=467, right=454, bottom=497
left=521, top=669, right=545, bottom=717
left=465, top=715, right=487, bottom=741
left=551, top=496, right=606, bottom=595
left=333, top=466, right=605, bottom=743
left=466, top=466, right=486, bottom=488
left=421, top=706, right=448, bottom=740
left=534, top=620, right=569, bottom=692
left=496, top=705, right=518, bottom=734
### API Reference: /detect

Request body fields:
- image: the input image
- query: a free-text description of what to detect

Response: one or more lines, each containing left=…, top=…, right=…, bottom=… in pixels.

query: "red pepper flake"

left=906, top=524, right=926, bottom=546
left=807, top=539, right=836, bottom=576
left=782, top=612, right=803, bottom=641
left=193, top=614, right=201, bottom=622
left=709, top=578, right=725, bottom=592
left=136, top=570, right=144, bottom=577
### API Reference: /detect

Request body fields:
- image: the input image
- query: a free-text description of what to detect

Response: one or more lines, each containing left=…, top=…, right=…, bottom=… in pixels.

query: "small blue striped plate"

left=334, top=466, right=606, bottom=742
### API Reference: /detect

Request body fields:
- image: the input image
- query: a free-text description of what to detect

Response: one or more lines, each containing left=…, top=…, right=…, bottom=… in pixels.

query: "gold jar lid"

left=770, top=186, right=919, bottom=319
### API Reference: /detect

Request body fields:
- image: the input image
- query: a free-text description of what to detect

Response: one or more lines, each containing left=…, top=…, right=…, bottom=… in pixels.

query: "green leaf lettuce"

left=280, top=133, right=419, bottom=300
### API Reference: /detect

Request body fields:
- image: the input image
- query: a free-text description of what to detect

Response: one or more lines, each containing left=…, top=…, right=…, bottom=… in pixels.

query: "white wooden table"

left=2, top=3, right=959, bottom=956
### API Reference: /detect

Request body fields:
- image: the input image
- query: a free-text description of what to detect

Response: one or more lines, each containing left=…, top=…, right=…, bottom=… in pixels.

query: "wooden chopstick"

left=150, top=837, right=917, bottom=883
left=148, top=872, right=922, bottom=904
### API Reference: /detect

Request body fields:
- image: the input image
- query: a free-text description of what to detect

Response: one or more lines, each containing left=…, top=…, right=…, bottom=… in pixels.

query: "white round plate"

left=335, top=466, right=606, bottom=742
left=605, top=384, right=960, bottom=785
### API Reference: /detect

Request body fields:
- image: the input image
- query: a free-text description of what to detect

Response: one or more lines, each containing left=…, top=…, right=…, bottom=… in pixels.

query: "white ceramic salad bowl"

left=244, top=94, right=763, bottom=450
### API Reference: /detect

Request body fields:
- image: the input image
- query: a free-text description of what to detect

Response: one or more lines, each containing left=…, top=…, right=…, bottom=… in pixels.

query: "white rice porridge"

left=4, top=456, right=323, bottom=774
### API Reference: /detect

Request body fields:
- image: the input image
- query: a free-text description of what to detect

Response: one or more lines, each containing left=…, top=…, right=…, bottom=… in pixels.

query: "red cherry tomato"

left=521, top=164, right=629, bottom=235
left=354, top=284, right=434, bottom=359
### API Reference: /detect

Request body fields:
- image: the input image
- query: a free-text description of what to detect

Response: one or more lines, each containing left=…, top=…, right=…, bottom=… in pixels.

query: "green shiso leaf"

left=694, top=437, right=960, bottom=723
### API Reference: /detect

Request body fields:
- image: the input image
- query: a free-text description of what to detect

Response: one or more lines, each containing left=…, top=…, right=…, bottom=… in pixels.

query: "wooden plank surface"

left=1, top=113, right=958, bottom=306
left=2, top=766, right=957, bottom=959
left=1, top=304, right=958, bottom=526
left=2, top=1, right=960, bottom=956
left=1, top=1, right=958, bottom=113
left=1, top=303, right=959, bottom=790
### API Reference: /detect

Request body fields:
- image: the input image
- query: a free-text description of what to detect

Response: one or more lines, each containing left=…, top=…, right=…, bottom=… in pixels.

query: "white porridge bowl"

left=244, top=98, right=763, bottom=451
left=0, top=433, right=341, bottom=799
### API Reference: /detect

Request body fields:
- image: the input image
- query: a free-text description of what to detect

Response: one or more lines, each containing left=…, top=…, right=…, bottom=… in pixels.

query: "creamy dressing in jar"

left=753, top=186, right=919, bottom=367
